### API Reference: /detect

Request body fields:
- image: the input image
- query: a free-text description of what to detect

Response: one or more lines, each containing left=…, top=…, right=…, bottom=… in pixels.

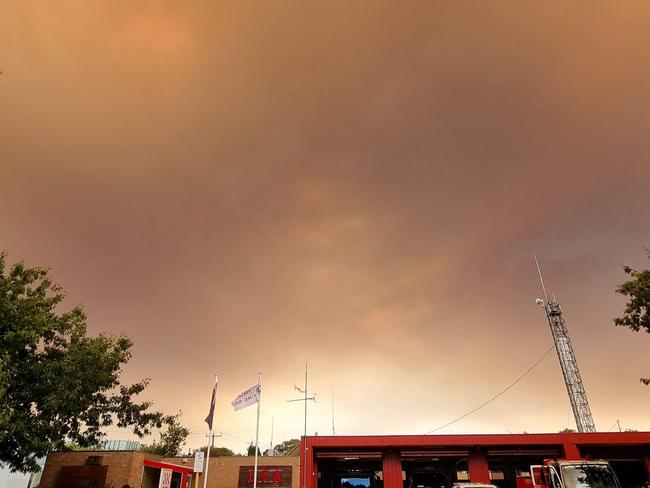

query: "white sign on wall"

left=159, top=469, right=173, bottom=488
left=194, top=451, right=205, bottom=473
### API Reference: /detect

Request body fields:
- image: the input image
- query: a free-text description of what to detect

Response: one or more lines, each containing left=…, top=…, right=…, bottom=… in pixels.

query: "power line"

left=424, top=345, right=554, bottom=434
left=220, top=432, right=251, bottom=442
left=98, top=429, right=248, bottom=443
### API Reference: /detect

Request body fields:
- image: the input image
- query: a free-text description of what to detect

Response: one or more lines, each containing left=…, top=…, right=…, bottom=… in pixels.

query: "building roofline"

left=143, top=459, right=194, bottom=473
left=304, top=432, right=650, bottom=449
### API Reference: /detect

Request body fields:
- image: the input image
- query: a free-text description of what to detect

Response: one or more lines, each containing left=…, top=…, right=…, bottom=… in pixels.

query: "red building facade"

left=302, top=433, right=650, bottom=488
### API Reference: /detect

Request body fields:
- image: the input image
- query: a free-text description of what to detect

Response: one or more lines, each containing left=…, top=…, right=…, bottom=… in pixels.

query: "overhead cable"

left=424, top=344, right=555, bottom=434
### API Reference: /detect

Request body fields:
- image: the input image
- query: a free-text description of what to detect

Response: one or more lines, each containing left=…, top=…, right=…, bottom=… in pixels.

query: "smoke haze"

left=1, top=1, right=649, bottom=451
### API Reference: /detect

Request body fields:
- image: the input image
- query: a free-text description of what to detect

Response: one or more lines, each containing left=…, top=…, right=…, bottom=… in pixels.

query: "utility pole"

left=206, top=432, right=222, bottom=445
left=534, top=254, right=596, bottom=433
left=287, top=361, right=317, bottom=488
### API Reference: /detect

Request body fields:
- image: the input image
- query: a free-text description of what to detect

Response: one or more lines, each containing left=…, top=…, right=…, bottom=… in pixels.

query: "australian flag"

left=205, top=384, right=217, bottom=430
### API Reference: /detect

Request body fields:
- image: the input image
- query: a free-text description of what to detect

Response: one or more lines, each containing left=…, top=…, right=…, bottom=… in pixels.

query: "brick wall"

left=40, top=453, right=300, bottom=488
left=161, top=456, right=301, bottom=488
left=40, top=451, right=146, bottom=488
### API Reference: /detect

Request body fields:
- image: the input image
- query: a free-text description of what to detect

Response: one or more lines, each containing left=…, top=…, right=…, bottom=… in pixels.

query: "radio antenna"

left=331, top=385, right=336, bottom=436
left=533, top=252, right=549, bottom=301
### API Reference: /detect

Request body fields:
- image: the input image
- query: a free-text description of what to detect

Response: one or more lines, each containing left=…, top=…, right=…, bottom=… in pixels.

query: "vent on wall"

left=87, top=456, right=103, bottom=465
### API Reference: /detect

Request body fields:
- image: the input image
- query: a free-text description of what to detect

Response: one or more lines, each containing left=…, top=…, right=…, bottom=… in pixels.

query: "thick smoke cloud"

left=1, top=1, right=649, bottom=450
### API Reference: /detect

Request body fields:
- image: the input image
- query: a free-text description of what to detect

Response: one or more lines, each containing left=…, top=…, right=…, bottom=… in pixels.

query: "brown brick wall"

left=40, top=453, right=300, bottom=488
left=40, top=452, right=146, bottom=488
left=161, top=456, right=300, bottom=488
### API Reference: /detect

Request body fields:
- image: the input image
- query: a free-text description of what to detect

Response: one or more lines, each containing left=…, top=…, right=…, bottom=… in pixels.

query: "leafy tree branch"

left=614, top=249, right=650, bottom=385
left=0, top=252, right=172, bottom=471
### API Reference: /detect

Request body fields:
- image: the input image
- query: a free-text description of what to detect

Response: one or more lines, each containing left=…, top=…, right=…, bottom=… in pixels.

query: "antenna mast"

left=534, top=255, right=596, bottom=433
left=287, top=361, right=317, bottom=488
left=331, top=385, right=336, bottom=436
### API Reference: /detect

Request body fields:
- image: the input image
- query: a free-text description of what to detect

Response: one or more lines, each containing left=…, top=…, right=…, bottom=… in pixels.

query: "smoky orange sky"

left=1, top=1, right=650, bottom=452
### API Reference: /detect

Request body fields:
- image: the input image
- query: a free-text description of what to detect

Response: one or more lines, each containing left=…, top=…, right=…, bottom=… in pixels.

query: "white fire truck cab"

left=531, top=460, right=621, bottom=488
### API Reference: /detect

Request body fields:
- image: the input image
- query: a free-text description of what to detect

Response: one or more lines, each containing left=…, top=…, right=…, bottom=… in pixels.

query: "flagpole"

left=303, top=362, right=308, bottom=488
left=252, top=373, right=262, bottom=488
left=203, top=375, right=218, bottom=488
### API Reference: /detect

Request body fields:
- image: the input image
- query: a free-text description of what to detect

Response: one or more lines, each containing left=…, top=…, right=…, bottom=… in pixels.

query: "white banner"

left=231, top=384, right=261, bottom=411
left=159, top=469, right=173, bottom=488
left=193, top=451, right=205, bottom=473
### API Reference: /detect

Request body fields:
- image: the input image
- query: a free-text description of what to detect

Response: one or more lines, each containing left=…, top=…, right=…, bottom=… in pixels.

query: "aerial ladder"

left=534, top=255, right=596, bottom=433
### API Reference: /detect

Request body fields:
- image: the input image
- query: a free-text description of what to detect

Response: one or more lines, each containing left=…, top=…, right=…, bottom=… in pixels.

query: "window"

left=561, top=465, right=619, bottom=488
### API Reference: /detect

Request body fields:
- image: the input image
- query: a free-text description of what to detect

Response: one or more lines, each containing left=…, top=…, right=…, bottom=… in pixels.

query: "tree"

left=0, top=253, right=171, bottom=472
left=247, top=442, right=261, bottom=456
left=614, top=250, right=650, bottom=385
left=268, top=439, right=300, bottom=456
left=140, top=416, right=190, bottom=456
left=197, top=446, right=235, bottom=457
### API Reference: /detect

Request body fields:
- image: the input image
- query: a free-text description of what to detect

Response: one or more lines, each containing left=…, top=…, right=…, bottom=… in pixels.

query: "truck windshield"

left=561, top=465, right=619, bottom=488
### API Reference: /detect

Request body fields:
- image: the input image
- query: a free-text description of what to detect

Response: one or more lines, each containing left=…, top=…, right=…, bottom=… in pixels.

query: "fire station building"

left=38, top=432, right=650, bottom=488
left=302, top=433, right=650, bottom=488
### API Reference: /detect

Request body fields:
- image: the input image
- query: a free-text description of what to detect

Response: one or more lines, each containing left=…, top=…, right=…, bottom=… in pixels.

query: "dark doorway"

left=318, top=458, right=384, bottom=488
left=401, top=457, right=465, bottom=488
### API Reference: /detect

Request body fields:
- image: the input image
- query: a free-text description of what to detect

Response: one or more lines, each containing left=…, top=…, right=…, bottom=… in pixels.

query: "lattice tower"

left=540, top=298, right=596, bottom=433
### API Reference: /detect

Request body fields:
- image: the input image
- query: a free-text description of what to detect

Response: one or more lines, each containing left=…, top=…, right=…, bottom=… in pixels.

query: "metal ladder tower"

left=535, top=255, right=596, bottom=433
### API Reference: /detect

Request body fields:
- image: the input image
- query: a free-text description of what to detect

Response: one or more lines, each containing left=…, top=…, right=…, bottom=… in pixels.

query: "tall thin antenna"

left=287, top=361, right=317, bottom=488
left=533, top=255, right=596, bottom=433
left=534, top=252, right=549, bottom=301
left=331, top=385, right=336, bottom=436
left=269, top=415, right=274, bottom=456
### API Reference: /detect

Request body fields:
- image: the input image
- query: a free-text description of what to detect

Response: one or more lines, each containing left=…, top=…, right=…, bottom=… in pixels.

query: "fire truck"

left=522, top=459, right=621, bottom=488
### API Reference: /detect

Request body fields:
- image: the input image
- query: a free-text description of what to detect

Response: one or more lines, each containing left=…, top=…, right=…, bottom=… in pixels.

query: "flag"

left=204, top=384, right=217, bottom=430
left=231, top=383, right=261, bottom=411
